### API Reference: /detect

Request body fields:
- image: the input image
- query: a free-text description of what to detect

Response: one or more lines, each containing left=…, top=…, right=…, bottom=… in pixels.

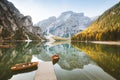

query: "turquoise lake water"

left=0, top=42, right=119, bottom=80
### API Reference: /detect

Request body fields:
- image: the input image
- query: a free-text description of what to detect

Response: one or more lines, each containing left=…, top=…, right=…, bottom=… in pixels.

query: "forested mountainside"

left=0, top=0, right=42, bottom=41
left=36, top=11, right=93, bottom=37
left=72, top=2, right=120, bottom=41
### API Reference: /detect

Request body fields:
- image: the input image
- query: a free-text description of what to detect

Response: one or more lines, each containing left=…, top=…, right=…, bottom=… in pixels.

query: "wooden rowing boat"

left=11, top=62, right=38, bottom=71
left=52, top=54, right=60, bottom=64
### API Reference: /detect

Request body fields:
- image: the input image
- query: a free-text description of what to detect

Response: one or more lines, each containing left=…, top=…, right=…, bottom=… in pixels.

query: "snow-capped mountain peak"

left=36, top=11, right=95, bottom=38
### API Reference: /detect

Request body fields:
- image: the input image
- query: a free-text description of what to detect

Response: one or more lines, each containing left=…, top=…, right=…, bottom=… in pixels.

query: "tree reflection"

left=0, top=42, right=41, bottom=80
left=36, top=44, right=95, bottom=70
left=71, top=42, right=120, bottom=80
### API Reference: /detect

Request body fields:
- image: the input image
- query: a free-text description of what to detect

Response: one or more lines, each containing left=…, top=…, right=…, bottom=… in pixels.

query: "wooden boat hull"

left=52, top=54, right=60, bottom=64
left=11, top=62, right=38, bottom=71
left=12, top=66, right=38, bottom=74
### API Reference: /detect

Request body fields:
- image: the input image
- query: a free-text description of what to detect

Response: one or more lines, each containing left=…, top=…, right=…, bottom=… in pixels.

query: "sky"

left=8, top=0, right=119, bottom=24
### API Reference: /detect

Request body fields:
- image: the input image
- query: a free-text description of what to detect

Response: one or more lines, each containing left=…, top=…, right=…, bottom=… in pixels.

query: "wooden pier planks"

left=35, top=62, right=57, bottom=80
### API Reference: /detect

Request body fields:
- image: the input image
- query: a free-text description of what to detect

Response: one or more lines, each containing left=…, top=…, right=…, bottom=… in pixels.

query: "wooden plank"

left=35, top=62, right=57, bottom=80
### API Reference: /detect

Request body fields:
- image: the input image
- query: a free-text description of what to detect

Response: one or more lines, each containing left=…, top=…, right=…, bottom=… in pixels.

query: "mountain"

left=36, top=16, right=56, bottom=33
left=36, top=11, right=93, bottom=38
left=71, top=2, right=120, bottom=41
left=0, top=0, right=42, bottom=41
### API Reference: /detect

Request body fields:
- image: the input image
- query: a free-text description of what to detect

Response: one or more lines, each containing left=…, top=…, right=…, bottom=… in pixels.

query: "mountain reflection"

left=36, top=43, right=95, bottom=70
left=0, top=41, right=119, bottom=80
left=0, top=42, right=41, bottom=80
left=71, top=42, right=120, bottom=80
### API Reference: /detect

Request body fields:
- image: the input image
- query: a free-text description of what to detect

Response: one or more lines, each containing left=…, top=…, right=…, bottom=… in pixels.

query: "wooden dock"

left=35, top=62, right=57, bottom=80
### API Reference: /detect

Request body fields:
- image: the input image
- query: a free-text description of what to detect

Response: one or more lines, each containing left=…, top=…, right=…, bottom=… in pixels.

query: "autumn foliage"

left=71, top=2, right=120, bottom=41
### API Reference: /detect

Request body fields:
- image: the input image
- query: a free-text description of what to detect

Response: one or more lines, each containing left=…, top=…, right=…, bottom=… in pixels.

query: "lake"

left=0, top=42, right=120, bottom=80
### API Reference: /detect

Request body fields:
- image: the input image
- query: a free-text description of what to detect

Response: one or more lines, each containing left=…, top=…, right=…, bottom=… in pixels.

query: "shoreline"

left=89, top=41, right=120, bottom=45
left=71, top=41, right=120, bottom=45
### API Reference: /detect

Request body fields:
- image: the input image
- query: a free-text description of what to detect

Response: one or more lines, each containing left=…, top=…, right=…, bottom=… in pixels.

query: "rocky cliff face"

left=0, top=0, right=42, bottom=41
left=37, top=11, right=94, bottom=38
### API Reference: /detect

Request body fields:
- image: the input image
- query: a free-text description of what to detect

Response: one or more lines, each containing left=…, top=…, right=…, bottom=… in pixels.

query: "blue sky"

left=8, top=0, right=119, bottom=24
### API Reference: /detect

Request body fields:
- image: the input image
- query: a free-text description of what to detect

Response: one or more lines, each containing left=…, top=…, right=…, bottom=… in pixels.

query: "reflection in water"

left=0, top=42, right=119, bottom=80
left=55, top=64, right=115, bottom=80
left=36, top=44, right=95, bottom=70
left=71, top=42, right=120, bottom=80
left=0, top=42, right=41, bottom=80
left=35, top=42, right=116, bottom=80
left=10, top=71, right=36, bottom=80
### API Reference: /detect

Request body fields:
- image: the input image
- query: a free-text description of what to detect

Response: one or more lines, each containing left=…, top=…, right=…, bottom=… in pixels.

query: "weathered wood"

left=35, top=62, right=57, bottom=80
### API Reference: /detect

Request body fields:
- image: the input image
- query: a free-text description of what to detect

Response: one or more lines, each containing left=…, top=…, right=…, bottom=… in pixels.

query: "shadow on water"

left=0, top=42, right=42, bottom=80
left=71, top=42, right=120, bottom=80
